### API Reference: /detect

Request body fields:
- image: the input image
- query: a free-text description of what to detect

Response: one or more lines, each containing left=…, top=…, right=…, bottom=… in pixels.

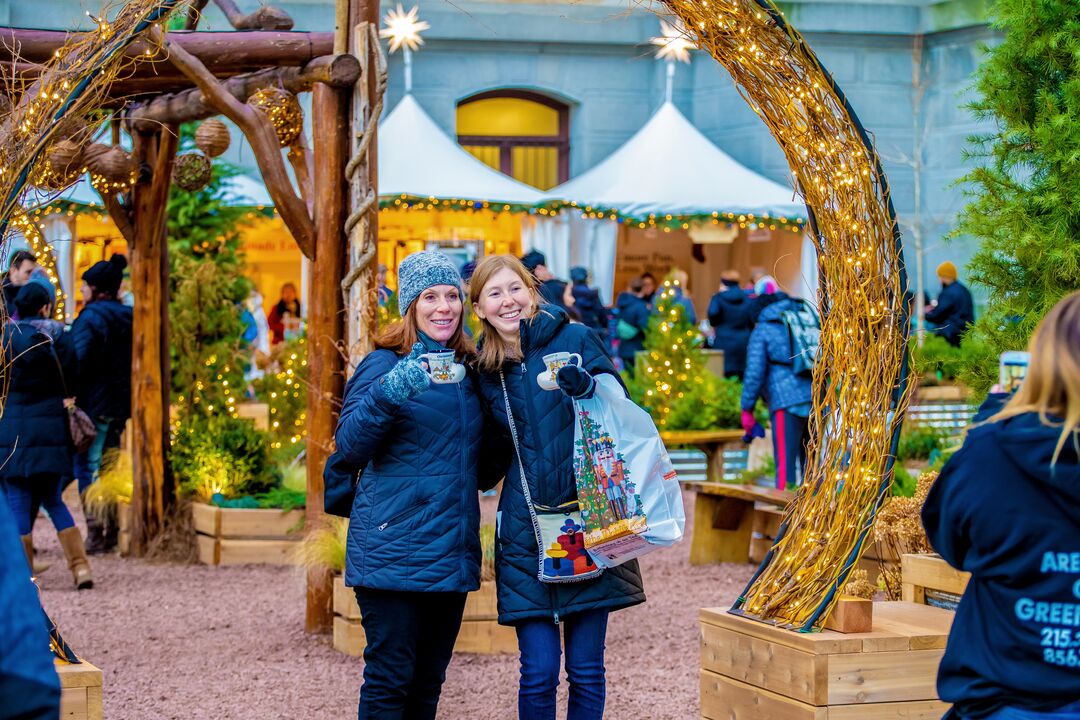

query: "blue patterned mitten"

left=381, top=343, right=431, bottom=404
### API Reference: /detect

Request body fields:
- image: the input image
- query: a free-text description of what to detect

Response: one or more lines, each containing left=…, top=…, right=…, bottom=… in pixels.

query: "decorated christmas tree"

left=625, top=278, right=743, bottom=430
left=953, top=0, right=1080, bottom=392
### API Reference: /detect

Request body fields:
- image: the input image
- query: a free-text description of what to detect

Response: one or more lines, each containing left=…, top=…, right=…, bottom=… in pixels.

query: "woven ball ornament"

left=31, top=139, right=84, bottom=191
left=195, top=119, right=231, bottom=158
left=172, top=152, right=213, bottom=192
left=247, top=87, right=303, bottom=147
left=87, top=146, right=136, bottom=194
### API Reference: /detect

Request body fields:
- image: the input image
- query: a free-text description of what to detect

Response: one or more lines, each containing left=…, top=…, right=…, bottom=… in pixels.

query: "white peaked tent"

left=528, top=101, right=815, bottom=306
left=378, top=94, right=545, bottom=206
left=547, top=101, right=805, bottom=221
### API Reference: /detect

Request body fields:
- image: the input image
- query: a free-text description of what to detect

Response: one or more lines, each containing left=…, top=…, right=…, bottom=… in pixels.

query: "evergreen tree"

left=625, top=279, right=743, bottom=430
left=953, top=0, right=1080, bottom=392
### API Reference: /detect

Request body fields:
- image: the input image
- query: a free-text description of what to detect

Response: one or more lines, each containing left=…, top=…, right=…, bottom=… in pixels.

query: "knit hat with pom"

left=82, top=253, right=128, bottom=296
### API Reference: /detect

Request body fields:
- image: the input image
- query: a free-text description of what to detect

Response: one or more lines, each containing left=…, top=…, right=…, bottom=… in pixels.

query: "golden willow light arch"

left=659, top=0, right=912, bottom=629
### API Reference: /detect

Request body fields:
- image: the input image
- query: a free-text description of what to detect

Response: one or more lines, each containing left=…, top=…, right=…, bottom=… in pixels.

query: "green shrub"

left=896, top=423, right=948, bottom=462
left=172, top=414, right=280, bottom=502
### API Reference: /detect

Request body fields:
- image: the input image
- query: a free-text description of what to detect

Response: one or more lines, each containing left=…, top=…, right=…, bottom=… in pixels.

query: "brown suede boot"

left=57, top=527, right=93, bottom=590
left=20, top=535, right=51, bottom=574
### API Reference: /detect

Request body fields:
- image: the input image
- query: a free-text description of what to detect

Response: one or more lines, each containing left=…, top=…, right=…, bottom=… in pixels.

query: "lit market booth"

left=536, top=100, right=811, bottom=314
left=375, top=93, right=545, bottom=278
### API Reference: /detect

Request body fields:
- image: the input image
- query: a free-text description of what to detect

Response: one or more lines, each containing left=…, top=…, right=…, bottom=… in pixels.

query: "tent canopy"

left=378, top=94, right=544, bottom=209
left=544, top=102, right=806, bottom=225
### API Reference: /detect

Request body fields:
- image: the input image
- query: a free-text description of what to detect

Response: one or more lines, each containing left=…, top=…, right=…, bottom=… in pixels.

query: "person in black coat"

left=470, top=255, right=645, bottom=720
left=707, top=271, right=755, bottom=379
left=569, top=266, right=609, bottom=341
left=921, top=290, right=1080, bottom=720
left=71, top=254, right=132, bottom=554
left=0, top=283, right=92, bottom=590
left=2, top=249, right=36, bottom=318
left=521, top=250, right=578, bottom=320
left=614, top=278, right=650, bottom=375
left=925, top=261, right=975, bottom=347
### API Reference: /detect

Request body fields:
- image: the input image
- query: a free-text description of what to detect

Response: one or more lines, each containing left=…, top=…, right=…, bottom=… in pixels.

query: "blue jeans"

left=73, top=416, right=125, bottom=494
left=2, top=476, right=75, bottom=535
left=516, top=609, right=608, bottom=720
left=981, top=700, right=1080, bottom=720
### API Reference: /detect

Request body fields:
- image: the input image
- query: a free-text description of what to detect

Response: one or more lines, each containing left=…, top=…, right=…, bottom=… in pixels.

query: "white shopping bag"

left=572, top=374, right=686, bottom=568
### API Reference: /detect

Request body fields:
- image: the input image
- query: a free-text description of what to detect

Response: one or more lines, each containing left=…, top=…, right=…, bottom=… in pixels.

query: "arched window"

left=456, top=90, right=570, bottom=191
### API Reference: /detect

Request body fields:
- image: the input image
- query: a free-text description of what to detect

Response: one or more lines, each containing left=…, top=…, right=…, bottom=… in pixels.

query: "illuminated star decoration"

left=380, top=5, right=430, bottom=53
left=651, top=20, right=693, bottom=64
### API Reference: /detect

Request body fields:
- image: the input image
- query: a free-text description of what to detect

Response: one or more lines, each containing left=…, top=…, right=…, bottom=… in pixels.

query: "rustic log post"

left=129, top=125, right=179, bottom=556
left=342, top=22, right=385, bottom=375
left=305, top=82, right=350, bottom=633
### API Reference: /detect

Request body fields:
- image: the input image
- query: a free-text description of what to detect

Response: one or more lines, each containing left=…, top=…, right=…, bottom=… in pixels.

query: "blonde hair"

left=989, top=290, right=1080, bottom=464
left=468, top=255, right=543, bottom=372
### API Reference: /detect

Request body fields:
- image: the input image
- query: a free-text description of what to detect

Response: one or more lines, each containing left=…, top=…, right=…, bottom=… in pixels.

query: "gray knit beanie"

left=397, top=251, right=463, bottom=316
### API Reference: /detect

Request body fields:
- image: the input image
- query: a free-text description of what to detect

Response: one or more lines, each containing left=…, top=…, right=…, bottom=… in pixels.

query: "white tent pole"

left=665, top=60, right=675, bottom=104
left=404, top=46, right=413, bottom=94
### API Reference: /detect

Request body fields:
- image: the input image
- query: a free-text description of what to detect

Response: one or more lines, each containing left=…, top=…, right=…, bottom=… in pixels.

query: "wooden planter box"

left=116, top=500, right=131, bottom=556
left=331, top=577, right=516, bottom=656
left=192, top=502, right=303, bottom=566
left=57, top=659, right=103, bottom=720
left=456, top=580, right=517, bottom=654
left=701, top=601, right=953, bottom=719
left=902, top=554, right=970, bottom=611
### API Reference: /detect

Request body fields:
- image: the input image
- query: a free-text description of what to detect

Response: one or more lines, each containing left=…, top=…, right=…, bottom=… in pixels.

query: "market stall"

left=535, top=101, right=811, bottom=311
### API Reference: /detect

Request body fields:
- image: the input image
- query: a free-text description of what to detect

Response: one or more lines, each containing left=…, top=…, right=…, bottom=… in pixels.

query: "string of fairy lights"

left=8, top=210, right=68, bottom=319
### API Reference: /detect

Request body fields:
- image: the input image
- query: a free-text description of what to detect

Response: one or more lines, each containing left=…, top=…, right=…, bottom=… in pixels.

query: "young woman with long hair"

left=922, top=290, right=1080, bottom=719
left=469, top=254, right=645, bottom=720
left=329, top=251, right=491, bottom=719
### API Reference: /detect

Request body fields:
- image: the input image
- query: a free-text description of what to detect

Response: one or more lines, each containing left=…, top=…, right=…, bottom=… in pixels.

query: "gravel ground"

left=32, top=491, right=753, bottom=719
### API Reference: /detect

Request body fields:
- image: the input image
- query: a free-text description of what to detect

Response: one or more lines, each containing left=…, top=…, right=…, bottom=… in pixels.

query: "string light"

left=8, top=210, right=67, bottom=320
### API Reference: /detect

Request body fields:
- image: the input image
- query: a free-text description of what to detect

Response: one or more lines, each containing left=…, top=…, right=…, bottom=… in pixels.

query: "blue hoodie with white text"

left=922, top=412, right=1080, bottom=718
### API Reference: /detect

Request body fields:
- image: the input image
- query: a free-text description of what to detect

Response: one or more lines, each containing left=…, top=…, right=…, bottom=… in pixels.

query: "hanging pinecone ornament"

left=247, top=87, right=303, bottom=147
left=86, top=145, right=135, bottom=194
left=172, top=152, right=213, bottom=192
left=195, top=118, right=231, bottom=158
left=31, top=139, right=84, bottom=191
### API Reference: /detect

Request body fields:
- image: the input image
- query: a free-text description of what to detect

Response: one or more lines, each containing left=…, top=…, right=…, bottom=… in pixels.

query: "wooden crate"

left=116, top=500, right=131, bottom=556
left=57, top=659, right=102, bottom=720
left=332, top=575, right=365, bottom=656
left=700, top=601, right=953, bottom=719
left=192, top=502, right=303, bottom=566
left=456, top=581, right=517, bottom=654
left=902, top=554, right=970, bottom=610
left=330, top=577, right=516, bottom=656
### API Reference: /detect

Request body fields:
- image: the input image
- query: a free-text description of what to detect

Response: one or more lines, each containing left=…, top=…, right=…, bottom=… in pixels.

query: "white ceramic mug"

left=420, top=351, right=461, bottom=384
left=539, top=351, right=582, bottom=390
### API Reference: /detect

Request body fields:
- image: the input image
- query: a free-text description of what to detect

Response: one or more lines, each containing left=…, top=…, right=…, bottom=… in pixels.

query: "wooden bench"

left=660, top=429, right=745, bottom=484
left=682, top=481, right=792, bottom=564
left=902, top=553, right=970, bottom=610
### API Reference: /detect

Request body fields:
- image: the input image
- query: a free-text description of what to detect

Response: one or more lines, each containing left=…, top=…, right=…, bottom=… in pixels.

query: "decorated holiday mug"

left=538, top=352, right=582, bottom=391
left=420, top=351, right=464, bottom=384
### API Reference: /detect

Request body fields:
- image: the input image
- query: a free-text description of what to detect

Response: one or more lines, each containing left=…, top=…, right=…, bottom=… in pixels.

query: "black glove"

left=556, top=364, right=596, bottom=399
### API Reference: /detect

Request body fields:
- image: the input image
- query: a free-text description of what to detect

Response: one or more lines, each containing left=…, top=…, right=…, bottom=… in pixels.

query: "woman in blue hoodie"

left=469, top=255, right=645, bottom=720
left=922, top=290, right=1080, bottom=720
left=329, top=251, right=491, bottom=720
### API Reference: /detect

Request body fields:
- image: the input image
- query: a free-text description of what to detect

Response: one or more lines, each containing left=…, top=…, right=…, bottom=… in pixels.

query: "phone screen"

left=999, top=351, right=1031, bottom=393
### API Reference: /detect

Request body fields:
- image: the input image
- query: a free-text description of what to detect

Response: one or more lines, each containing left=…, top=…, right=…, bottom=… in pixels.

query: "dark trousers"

left=2, top=475, right=75, bottom=535
left=516, top=608, right=609, bottom=720
left=771, top=409, right=810, bottom=491
left=354, top=587, right=468, bottom=720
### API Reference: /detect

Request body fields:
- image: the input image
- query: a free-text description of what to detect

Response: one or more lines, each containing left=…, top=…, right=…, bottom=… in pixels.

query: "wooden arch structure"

left=0, top=0, right=386, bottom=631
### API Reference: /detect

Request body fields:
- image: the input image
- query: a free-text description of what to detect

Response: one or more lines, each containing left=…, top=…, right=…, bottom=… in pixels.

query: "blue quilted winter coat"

left=332, top=337, right=487, bottom=593
left=476, top=306, right=646, bottom=625
left=740, top=296, right=813, bottom=414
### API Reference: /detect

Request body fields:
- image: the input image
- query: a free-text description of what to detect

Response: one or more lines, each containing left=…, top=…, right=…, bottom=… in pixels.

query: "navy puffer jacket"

left=0, top=321, right=76, bottom=480
left=332, top=339, right=487, bottom=593
left=476, top=306, right=646, bottom=625
left=740, top=296, right=813, bottom=413
left=71, top=299, right=132, bottom=421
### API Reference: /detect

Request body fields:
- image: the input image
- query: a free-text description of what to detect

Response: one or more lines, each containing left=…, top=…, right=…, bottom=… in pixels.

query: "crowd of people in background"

left=0, top=251, right=133, bottom=591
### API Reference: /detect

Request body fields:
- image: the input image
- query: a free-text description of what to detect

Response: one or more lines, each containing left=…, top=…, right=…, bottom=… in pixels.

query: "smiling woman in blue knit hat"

left=327, top=250, right=503, bottom=719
